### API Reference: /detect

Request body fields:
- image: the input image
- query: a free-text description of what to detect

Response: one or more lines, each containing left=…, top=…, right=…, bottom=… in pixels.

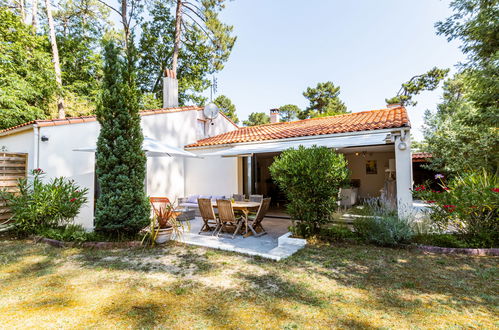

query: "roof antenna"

left=210, top=76, right=218, bottom=102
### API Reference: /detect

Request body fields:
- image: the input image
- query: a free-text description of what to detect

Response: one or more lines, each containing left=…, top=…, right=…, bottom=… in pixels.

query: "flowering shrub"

left=1, top=169, right=88, bottom=235
left=413, top=170, right=498, bottom=247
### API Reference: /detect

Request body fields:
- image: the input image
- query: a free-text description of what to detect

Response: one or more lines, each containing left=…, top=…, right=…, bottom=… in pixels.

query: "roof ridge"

left=237, top=106, right=405, bottom=130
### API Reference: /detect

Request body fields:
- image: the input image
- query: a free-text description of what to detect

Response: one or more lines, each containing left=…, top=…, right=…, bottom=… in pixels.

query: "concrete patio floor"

left=172, top=216, right=306, bottom=261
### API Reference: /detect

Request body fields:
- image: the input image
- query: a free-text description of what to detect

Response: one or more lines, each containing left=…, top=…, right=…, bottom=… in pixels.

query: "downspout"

left=32, top=125, right=40, bottom=171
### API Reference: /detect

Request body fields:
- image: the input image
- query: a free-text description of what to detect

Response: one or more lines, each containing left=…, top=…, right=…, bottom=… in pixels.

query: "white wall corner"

left=394, top=130, right=413, bottom=217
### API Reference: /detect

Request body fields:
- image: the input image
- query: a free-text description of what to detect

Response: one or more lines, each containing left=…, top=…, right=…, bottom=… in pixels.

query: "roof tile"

left=186, top=106, right=410, bottom=148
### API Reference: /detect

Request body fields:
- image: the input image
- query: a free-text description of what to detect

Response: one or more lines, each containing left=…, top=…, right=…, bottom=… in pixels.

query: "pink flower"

left=492, top=188, right=499, bottom=193
left=415, top=185, right=426, bottom=191
left=70, top=198, right=77, bottom=203
left=435, top=174, right=445, bottom=179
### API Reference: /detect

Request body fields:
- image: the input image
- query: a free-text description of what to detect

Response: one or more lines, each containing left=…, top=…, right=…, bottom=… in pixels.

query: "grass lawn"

left=0, top=239, right=497, bottom=329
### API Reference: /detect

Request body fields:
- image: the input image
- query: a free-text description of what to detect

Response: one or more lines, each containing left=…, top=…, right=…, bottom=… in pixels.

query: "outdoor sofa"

left=179, top=194, right=227, bottom=215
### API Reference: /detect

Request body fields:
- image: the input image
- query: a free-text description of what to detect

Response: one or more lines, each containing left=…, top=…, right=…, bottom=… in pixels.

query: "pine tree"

left=94, top=40, right=150, bottom=236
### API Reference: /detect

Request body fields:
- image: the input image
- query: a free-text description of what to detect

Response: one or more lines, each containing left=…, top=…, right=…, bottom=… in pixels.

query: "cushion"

left=187, top=195, right=199, bottom=203
left=199, top=195, right=211, bottom=200
left=179, top=202, right=198, bottom=208
left=211, top=195, right=225, bottom=201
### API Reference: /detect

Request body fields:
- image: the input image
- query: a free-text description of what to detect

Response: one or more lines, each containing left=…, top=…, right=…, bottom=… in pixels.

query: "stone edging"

left=33, top=236, right=142, bottom=249
left=414, top=244, right=499, bottom=256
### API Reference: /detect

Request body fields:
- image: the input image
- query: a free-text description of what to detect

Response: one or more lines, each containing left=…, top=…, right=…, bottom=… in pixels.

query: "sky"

left=208, top=0, right=465, bottom=140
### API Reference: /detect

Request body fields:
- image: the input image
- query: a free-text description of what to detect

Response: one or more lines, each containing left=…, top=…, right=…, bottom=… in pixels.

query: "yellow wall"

left=345, top=152, right=395, bottom=198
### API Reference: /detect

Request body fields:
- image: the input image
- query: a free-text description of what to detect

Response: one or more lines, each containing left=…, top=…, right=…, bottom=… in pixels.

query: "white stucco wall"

left=184, top=154, right=239, bottom=197
left=38, top=122, right=100, bottom=230
left=0, top=129, right=35, bottom=169
left=0, top=108, right=238, bottom=230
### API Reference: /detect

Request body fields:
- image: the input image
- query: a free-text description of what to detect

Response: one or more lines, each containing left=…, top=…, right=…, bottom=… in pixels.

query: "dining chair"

left=248, top=198, right=271, bottom=237
left=249, top=194, right=264, bottom=203
left=198, top=198, right=219, bottom=235
left=216, top=199, right=243, bottom=239
left=232, top=193, right=245, bottom=201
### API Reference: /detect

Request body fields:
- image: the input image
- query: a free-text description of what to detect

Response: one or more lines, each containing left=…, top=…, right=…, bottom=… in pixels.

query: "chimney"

left=270, top=108, right=280, bottom=123
left=386, top=102, right=402, bottom=108
left=163, top=69, right=178, bottom=108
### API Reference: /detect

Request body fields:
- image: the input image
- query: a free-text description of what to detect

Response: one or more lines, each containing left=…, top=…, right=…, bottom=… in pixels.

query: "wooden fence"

left=0, top=153, right=28, bottom=222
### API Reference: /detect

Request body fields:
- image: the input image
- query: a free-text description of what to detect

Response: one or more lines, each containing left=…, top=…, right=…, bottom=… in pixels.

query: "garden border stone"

left=415, top=244, right=499, bottom=256
left=33, top=236, right=142, bottom=249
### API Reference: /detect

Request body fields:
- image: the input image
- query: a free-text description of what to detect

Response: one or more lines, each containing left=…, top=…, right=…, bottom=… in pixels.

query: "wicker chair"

left=249, top=194, right=263, bottom=203
left=248, top=198, right=271, bottom=237
left=198, top=198, right=219, bottom=235
left=216, top=199, right=243, bottom=239
left=232, top=193, right=245, bottom=201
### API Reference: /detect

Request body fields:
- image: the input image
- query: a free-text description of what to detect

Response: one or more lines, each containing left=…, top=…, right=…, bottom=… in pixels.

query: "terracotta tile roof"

left=186, top=106, right=410, bottom=148
left=0, top=106, right=238, bottom=135
left=412, top=152, right=432, bottom=162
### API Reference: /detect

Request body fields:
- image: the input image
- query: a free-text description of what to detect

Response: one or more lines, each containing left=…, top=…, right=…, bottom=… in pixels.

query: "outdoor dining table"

left=211, top=201, right=261, bottom=237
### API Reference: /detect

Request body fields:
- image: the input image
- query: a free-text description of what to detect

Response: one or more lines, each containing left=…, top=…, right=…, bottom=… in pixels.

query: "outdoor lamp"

left=398, top=142, right=407, bottom=150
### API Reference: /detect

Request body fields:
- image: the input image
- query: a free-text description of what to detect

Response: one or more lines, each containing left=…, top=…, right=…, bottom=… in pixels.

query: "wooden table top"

left=211, top=201, right=261, bottom=209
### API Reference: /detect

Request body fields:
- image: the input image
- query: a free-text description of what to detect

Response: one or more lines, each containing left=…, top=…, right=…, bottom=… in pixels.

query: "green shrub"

left=320, top=225, right=358, bottom=242
left=354, top=215, right=414, bottom=246
left=1, top=169, right=88, bottom=235
left=39, top=224, right=89, bottom=243
left=412, top=234, right=468, bottom=248
left=270, top=145, right=349, bottom=237
left=413, top=170, right=498, bottom=247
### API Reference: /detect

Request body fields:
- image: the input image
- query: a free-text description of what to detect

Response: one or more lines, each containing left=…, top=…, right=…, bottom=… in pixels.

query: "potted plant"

left=142, top=200, right=188, bottom=245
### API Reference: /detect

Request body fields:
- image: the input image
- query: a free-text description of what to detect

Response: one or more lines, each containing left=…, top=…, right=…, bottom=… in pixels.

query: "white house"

left=0, top=73, right=413, bottom=229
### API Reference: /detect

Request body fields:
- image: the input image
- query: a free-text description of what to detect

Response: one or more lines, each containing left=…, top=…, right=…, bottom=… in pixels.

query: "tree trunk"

left=45, top=0, right=65, bottom=118
left=31, top=0, right=38, bottom=30
left=172, top=0, right=182, bottom=75
left=121, top=0, right=129, bottom=49
left=19, top=0, right=26, bottom=21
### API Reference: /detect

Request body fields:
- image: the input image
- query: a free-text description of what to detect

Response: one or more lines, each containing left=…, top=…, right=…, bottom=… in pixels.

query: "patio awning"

left=73, top=137, right=201, bottom=158
left=196, top=132, right=392, bottom=157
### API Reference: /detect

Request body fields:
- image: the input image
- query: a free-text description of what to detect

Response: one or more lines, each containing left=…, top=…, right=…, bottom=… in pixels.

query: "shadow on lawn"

left=287, top=243, right=498, bottom=312
left=238, top=272, right=326, bottom=308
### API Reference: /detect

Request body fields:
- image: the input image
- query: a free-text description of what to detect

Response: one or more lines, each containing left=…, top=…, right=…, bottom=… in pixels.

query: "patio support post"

left=394, top=129, right=413, bottom=217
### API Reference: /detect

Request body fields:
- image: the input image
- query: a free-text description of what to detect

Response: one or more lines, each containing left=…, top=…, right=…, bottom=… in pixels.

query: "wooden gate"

left=0, top=153, right=28, bottom=222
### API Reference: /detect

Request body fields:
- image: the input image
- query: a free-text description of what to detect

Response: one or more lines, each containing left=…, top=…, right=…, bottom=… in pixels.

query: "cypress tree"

left=94, top=40, right=150, bottom=235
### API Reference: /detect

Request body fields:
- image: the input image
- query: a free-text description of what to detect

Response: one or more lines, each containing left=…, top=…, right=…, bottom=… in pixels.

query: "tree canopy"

left=422, top=0, right=498, bottom=175
left=214, top=95, right=238, bottom=124
left=300, top=81, right=348, bottom=119
left=243, top=112, right=270, bottom=126
left=0, top=8, right=57, bottom=129
left=386, top=67, right=449, bottom=106
left=138, top=0, right=236, bottom=105
left=0, top=0, right=236, bottom=128
left=278, top=104, right=301, bottom=122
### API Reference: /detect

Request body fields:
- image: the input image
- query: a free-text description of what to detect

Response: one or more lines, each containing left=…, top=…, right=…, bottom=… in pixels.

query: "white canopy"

left=196, top=132, right=392, bottom=157
left=73, top=137, right=201, bottom=158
